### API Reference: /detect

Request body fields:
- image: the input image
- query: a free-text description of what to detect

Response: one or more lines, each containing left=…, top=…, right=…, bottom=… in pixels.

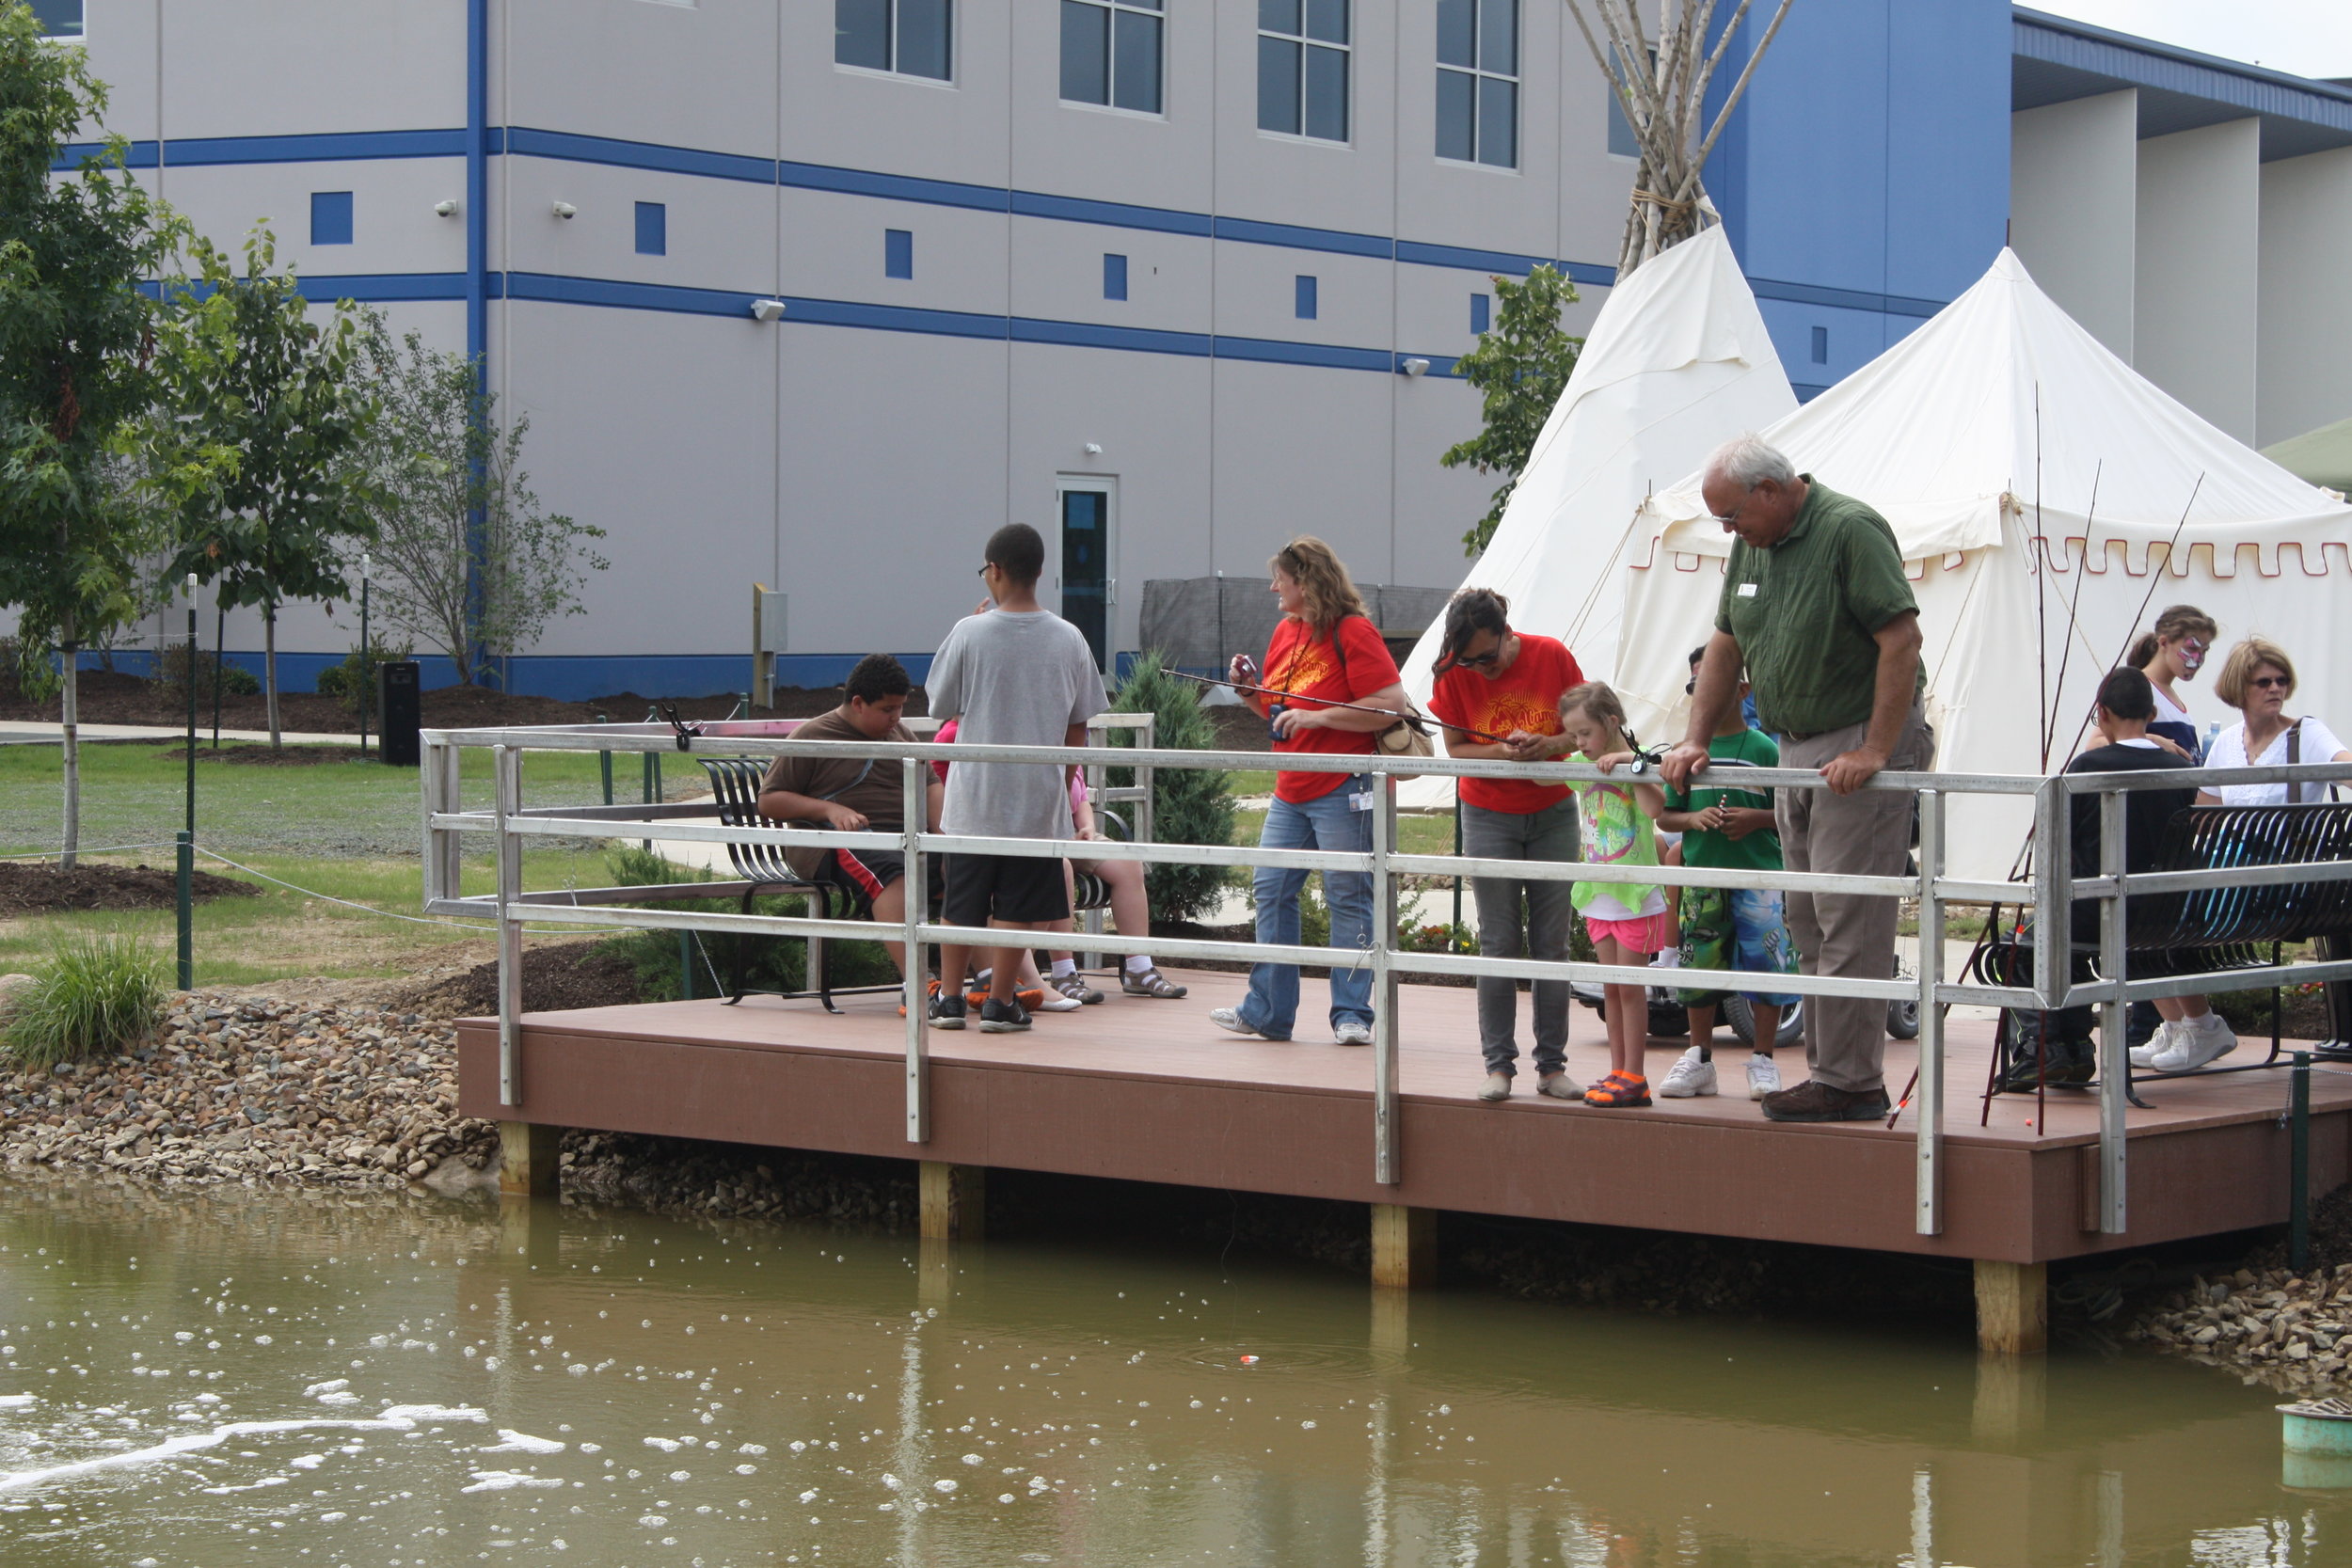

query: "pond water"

left=0, top=1177, right=2342, bottom=1567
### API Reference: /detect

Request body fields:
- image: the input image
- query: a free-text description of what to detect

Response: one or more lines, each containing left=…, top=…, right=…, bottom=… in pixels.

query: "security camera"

left=433, top=199, right=458, bottom=217
left=749, top=298, right=787, bottom=323
left=1401, top=357, right=1431, bottom=378
left=551, top=201, right=578, bottom=220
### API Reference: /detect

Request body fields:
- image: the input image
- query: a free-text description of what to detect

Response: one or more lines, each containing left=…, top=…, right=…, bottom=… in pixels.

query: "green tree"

left=146, top=228, right=379, bottom=745
left=356, top=321, right=607, bottom=687
left=1102, top=657, right=1236, bottom=926
left=1439, top=264, right=1584, bottom=558
left=0, top=6, right=182, bottom=863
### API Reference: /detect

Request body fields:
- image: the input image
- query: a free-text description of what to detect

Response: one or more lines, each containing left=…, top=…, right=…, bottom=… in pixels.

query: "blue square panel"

left=635, top=201, right=667, bottom=257
left=1104, top=253, right=1128, bottom=301
left=1295, top=275, right=1317, bottom=320
left=1470, top=292, right=1489, bottom=335
left=885, top=229, right=914, bottom=279
left=310, top=191, right=353, bottom=246
left=1809, top=325, right=1827, bottom=364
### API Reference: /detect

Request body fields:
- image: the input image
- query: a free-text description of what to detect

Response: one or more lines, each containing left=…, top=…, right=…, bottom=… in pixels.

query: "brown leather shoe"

left=1760, top=1079, right=1890, bottom=1122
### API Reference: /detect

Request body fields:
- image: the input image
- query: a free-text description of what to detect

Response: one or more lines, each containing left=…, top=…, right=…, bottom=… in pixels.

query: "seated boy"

left=757, top=653, right=943, bottom=985
left=1653, top=667, right=1800, bottom=1101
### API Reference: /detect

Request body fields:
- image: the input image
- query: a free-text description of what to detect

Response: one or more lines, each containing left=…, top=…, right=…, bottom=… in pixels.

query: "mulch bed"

left=413, top=942, right=644, bottom=1018
left=151, top=744, right=378, bottom=767
left=0, top=861, right=259, bottom=915
left=1204, top=704, right=1276, bottom=754
left=0, top=672, right=914, bottom=733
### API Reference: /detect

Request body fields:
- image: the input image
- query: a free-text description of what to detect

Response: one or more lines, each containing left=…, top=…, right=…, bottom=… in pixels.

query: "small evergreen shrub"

left=315, top=639, right=415, bottom=718
left=4, top=930, right=167, bottom=1068
left=156, top=642, right=260, bottom=697
left=1104, top=654, right=1239, bottom=926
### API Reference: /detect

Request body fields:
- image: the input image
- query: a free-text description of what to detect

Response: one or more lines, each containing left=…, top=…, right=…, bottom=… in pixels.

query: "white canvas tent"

left=1395, top=226, right=1796, bottom=808
left=1616, top=247, right=2352, bottom=884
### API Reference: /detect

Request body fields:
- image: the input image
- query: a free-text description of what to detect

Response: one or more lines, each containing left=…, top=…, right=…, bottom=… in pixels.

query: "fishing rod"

left=1159, top=667, right=1499, bottom=742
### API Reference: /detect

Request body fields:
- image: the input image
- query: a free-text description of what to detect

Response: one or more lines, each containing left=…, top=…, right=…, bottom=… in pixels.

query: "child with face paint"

left=2129, top=605, right=2217, bottom=759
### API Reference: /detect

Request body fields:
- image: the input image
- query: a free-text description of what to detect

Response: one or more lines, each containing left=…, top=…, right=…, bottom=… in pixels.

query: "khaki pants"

left=1775, top=702, right=1934, bottom=1094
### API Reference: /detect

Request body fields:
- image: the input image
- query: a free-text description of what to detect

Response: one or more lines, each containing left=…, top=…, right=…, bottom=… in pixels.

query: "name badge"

left=1350, top=789, right=1375, bottom=811
left=1736, top=582, right=1758, bottom=598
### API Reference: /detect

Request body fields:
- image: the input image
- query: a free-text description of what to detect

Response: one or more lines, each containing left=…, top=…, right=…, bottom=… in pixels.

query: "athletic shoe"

left=1032, top=989, right=1084, bottom=1012
left=1209, top=1007, right=1263, bottom=1038
left=967, top=982, right=1048, bottom=1011
left=1477, top=1072, right=1512, bottom=1101
left=1051, top=974, right=1106, bottom=1006
left=1333, top=1018, right=1375, bottom=1047
left=1760, top=1080, right=1890, bottom=1122
left=900, top=977, right=942, bottom=1019
left=1536, top=1073, right=1583, bottom=1100
left=2128, top=1020, right=2176, bottom=1069
left=927, top=993, right=968, bottom=1031
left=1660, top=1047, right=1717, bottom=1098
left=978, top=996, right=1033, bottom=1034
left=1745, top=1053, right=1782, bottom=1100
left=2150, top=1012, right=2236, bottom=1073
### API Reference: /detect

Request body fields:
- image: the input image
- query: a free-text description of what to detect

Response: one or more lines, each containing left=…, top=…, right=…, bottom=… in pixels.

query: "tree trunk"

left=59, top=624, right=80, bottom=871
left=264, top=604, right=281, bottom=748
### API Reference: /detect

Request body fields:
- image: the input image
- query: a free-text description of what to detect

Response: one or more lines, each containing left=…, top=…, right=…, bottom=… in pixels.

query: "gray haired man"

left=1660, top=434, right=1933, bottom=1122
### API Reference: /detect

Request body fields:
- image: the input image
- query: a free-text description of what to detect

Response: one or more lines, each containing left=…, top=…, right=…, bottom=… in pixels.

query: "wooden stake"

left=920, top=1162, right=985, bottom=1242
left=1371, top=1204, right=1437, bottom=1290
left=1973, top=1259, right=2048, bottom=1355
left=498, top=1120, right=562, bottom=1199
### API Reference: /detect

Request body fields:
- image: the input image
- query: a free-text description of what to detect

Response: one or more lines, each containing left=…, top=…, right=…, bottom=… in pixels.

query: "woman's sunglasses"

left=2250, top=674, right=2292, bottom=690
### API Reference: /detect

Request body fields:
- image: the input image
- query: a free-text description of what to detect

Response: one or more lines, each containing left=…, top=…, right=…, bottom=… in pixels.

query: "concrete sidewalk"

left=0, top=721, right=361, bottom=747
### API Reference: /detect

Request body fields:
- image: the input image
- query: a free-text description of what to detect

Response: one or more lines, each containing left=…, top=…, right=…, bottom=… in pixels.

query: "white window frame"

left=1436, top=0, right=1520, bottom=171
left=1257, top=0, right=1353, bottom=146
left=1059, top=0, right=1167, bottom=119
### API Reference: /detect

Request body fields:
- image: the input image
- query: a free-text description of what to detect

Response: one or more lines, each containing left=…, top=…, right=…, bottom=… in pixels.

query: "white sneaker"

left=1660, top=1046, right=1717, bottom=1098
left=1745, top=1053, right=1782, bottom=1100
left=2128, top=1021, right=2175, bottom=1069
left=1333, top=1018, right=1375, bottom=1047
left=1477, top=1072, right=1512, bottom=1101
left=1209, top=1007, right=1263, bottom=1037
left=2151, top=1013, right=2237, bottom=1073
left=1032, top=990, right=1085, bottom=1012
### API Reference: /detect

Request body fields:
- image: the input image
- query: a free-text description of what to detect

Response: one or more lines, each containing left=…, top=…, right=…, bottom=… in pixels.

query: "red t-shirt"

left=1263, top=615, right=1401, bottom=803
left=1428, top=633, right=1585, bottom=814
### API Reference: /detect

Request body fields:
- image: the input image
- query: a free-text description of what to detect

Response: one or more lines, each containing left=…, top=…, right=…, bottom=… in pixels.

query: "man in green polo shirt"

left=1661, top=434, right=1934, bottom=1123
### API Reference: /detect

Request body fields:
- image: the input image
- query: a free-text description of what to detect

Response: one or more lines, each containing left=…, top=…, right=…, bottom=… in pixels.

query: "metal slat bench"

left=698, top=756, right=1126, bottom=1009
left=1983, top=800, right=2352, bottom=1100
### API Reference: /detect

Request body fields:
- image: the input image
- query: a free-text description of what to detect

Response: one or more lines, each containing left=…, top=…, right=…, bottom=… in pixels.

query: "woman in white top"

left=2128, top=604, right=2217, bottom=758
left=2199, top=637, right=2351, bottom=807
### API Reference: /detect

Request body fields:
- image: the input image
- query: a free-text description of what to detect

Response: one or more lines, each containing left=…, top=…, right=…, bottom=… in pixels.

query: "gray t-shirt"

left=927, top=609, right=1109, bottom=839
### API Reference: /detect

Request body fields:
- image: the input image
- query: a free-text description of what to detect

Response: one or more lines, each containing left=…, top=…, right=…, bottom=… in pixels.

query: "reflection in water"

left=0, top=1174, right=2345, bottom=1565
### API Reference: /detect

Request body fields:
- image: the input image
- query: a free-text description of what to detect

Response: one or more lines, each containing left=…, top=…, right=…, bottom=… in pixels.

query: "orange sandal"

left=1583, top=1072, right=1652, bottom=1108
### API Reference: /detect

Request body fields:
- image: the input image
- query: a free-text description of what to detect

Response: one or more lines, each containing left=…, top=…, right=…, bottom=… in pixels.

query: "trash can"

left=377, top=659, right=421, bottom=767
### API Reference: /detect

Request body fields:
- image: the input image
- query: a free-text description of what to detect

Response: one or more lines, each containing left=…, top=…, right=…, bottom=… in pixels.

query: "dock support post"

left=498, top=1121, right=562, bottom=1199
left=919, top=1161, right=984, bottom=1242
left=1370, top=1203, right=1436, bottom=1290
left=1973, top=1259, right=2047, bottom=1355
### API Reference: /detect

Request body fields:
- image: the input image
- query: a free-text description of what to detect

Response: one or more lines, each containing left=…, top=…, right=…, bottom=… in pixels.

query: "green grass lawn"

left=1230, top=807, right=1457, bottom=857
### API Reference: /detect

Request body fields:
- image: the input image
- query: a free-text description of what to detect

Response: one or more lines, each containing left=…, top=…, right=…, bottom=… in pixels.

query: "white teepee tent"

left=1616, top=248, right=2352, bottom=883
left=1396, top=226, right=1795, bottom=807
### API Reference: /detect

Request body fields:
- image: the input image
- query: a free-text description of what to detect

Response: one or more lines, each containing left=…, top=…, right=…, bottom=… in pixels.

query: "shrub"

left=315, top=638, right=415, bottom=719
left=1103, top=654, right=1239, bottom=926
left=4, top=930, right=167, bottom=1069
left=155, top=641, right=261, bottom=697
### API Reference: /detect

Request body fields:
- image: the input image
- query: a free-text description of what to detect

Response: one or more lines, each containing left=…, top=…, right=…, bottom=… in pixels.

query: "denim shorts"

left=1676, top=885, right=1800, bottom=1006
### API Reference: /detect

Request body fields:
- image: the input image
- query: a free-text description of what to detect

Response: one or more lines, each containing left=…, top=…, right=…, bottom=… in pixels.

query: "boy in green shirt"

left=1651, top=661, right=1800, bottom=1100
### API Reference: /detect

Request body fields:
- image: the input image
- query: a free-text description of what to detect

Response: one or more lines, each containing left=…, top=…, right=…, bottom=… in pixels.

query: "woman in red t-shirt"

left=1426, top=588, right=1587, bottom=1101
left=1209, top=536, right=1406, bottom=1046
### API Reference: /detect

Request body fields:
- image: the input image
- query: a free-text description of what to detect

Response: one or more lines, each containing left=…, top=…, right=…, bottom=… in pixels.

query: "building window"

left=1810, top=325, right=1828, bottom=365
left=1295, top=275, right=1318, bottom=320
left=29, top=0, right=82, bottom=37
left=1470, top=293, right=1490, bottom=335
left=1258, top=0, right=1349, bottom=143
left=1104, top=253, right=1129, bottom=301
left=310, top=192, right=353, bottom=246
left=634, top=202, right=667, bottom=257
left=1436, top=0, right=1517, bottom=167
left=836, top=0, right=951, bottom=81
left=1061, top=0, right=1163, bottom=115
left=1606, top=45, right=1645, bottom=157
left=884, top=229, right=914, bottom=279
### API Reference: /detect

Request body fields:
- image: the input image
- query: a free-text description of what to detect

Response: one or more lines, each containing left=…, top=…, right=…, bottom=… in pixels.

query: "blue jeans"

left=1240, top=775, right=1375, bottom=1039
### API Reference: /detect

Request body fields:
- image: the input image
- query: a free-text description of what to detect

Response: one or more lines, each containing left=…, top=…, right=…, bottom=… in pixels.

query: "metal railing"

left=421, top=720, right=2352, bottom=1240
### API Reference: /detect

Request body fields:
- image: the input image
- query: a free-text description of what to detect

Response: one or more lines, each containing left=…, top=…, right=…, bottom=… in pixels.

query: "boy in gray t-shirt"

left=926, top=522, right=1108, bottom=1033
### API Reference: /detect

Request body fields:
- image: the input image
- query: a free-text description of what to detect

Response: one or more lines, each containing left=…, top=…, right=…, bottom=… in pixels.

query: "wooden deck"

left=457, top=968, right=2352, bottom=1269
